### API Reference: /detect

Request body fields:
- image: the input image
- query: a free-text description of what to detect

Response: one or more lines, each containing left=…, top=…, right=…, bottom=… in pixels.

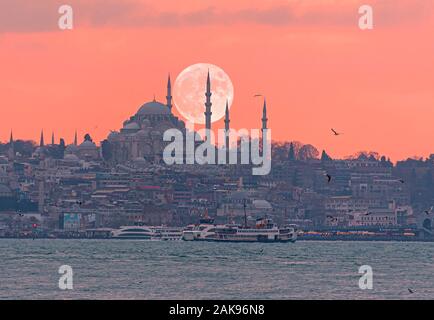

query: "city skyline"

left=1, top=0, right=434, bottom=162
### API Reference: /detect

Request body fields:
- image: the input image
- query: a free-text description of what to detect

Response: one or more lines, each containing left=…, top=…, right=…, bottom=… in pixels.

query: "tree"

left=13, top=140, right=36, bottom=157
left=346, top=151, right=380, bottom=161
left=298, top=144, right=319, bottom=161
left=288, top=142, right=295, bottom=161
left=101, top=140, right=113, bottom=161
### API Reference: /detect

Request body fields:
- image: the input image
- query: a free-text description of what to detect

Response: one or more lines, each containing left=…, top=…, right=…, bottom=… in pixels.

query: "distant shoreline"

left=1, top=236, right=434, bottom=242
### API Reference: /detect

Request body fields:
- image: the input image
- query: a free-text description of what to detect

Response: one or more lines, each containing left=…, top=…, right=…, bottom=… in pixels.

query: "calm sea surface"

left=0, top=239, right=433, bottom=300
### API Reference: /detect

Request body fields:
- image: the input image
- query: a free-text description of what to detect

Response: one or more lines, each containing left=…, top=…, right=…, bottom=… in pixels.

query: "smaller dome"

left=79, top=141, right=96, bottom=148
left=136, top=129, right=148, bottom=137
left=133, top=157, right=147, bottom=164
left=123, top=122, right=140, bottom=130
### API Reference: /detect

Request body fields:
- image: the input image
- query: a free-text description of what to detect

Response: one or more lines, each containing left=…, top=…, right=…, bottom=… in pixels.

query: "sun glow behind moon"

left=173, top=63, right=234, bottom=125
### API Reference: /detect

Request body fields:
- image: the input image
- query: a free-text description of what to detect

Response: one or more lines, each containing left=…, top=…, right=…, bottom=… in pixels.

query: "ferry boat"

left=182, top=217, right=223, bottom=241
left=111, top=225, right=183, bottom=240
left=150, top=226, right=184, bottom=241
left=183, top=217, right=297, bottom=243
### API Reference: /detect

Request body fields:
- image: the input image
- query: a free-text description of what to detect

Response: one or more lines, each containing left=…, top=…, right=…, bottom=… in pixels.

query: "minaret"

left=74, top=130, right=78, bottom=146
left=204, top=70, right=212, bottom=139
left=166, top=74, right=172, bottom=113
left=40, top=130, right=45, bottom=147
left=261, top=98, right=268, bottom=148
left=262, top=98, right=268, bottom=130
left=224, top=100, right=230, bottom=162
left=8, top=130, right=14, bottom=160
left=51, top=132, right=55, bottom=145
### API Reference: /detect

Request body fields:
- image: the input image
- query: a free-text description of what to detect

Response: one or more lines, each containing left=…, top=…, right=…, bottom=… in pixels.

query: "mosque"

left=103, top=76, right=186, bottom=164
left=21, top=73, right=267, bottom=164
left=102, top=73, right=268, bottom=165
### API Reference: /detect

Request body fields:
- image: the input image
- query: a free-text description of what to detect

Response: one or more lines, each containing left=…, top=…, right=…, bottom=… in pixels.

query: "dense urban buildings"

left=0, top=75, right=433, bottom=239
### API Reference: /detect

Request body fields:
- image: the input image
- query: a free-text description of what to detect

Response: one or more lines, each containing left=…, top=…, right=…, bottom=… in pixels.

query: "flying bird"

left=408, top=288, right=414, bottom=294
left=254, top=94, right=263, bottom=97
left=365, top=212, right=373, bottom=216
left=398, top=179, right=405, bottom=184
left=331, top=128, right=341, bottom=136
left=325, top=174, right=332, bottom=183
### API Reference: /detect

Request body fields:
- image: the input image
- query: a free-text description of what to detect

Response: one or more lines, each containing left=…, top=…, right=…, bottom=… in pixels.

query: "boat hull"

left=191, top=238, right=296, bottom=243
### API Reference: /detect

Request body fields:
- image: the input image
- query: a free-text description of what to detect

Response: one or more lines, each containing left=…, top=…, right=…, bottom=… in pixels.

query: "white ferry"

left=182, top=217, right=224, bottom=241
left=111, top=225, right=183, bottom=240
left=183, top=217, right=297, bottom=243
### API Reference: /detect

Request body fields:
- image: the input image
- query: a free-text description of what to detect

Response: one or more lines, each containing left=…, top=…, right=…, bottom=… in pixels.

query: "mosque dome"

left=136, top=100, right=170, bottom=115
left=123, top=122, right=140, bottom=130
left=79, top=140, right=97, bottom=149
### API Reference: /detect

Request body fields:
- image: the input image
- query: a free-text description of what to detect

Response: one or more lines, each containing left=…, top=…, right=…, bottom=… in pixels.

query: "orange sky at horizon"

left=1, top=0, right=434, bottom=161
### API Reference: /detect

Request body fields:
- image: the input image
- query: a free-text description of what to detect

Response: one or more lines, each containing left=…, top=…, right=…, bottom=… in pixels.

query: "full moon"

left=173, top=63, right=234, bottom=125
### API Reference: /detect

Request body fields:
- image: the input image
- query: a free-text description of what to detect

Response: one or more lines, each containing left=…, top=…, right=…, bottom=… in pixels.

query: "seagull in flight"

left=331, top=128, right=341, bottom=136
left=408, top=288, right=414, bottom=294
left=398, top=179, right=405, bottom=184
left=325, top=174, right=332, bottom=183
left=254, top=94, right=263, bottom=98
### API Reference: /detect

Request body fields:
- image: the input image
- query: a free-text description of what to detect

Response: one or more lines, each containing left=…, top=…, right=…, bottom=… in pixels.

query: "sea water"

left=0, top=239, right=433, bottom=299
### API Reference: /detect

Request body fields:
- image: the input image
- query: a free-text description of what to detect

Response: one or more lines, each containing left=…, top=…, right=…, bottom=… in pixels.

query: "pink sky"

left=1, top=0, right=434, bottom=161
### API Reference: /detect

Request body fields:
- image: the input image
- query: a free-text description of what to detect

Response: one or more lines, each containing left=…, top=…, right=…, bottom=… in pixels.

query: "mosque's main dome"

left=136, top=101, right=170, bottom=115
